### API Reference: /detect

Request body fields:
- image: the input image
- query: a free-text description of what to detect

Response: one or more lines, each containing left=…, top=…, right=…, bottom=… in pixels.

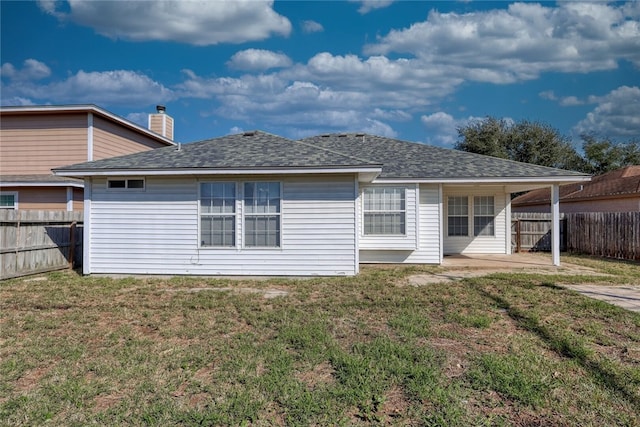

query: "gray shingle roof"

left=300, top=133, right=588, bottom=179
left=54, top=130, right=588, bottom=181
left=54, top=131, right=381, bottom=172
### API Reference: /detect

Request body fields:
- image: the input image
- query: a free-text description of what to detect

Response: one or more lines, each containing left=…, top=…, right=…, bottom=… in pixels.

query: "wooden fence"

left=1, top=210, right=83, bottom=280
left=512, top=211, right=640, bottom=261
left=511, top=212, right=566, bottom=253
left=565, top=212, right=640, bottom=261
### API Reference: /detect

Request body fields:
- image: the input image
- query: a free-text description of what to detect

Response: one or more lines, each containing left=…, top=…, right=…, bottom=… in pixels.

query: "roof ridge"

left=296, top=134, right=381, bottom=166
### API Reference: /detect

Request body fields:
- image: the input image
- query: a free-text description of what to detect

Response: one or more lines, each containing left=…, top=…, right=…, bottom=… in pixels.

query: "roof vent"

left=243, top=131, right=256, bottom=136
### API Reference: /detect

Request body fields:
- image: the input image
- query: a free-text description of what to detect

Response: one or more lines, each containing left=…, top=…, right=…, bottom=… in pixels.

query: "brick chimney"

left=148, top=105, right=174, bottom=140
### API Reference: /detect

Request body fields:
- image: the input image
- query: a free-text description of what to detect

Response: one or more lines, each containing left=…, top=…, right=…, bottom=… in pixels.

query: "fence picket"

left=1, top=210, right=83, bottom=280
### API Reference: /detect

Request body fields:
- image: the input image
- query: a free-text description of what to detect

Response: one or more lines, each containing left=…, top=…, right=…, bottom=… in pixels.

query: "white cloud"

left=370, top=108, right=412, bottom=121
left=1, top=63, right=174, bottom=107
left=539, top=90, right=557, bottom=101
left=301, top=20, right=323, bottom=33
left=0, top=96, right=36, bottom=107
left=229, top=126, right=244, bottom=135
left=227, top=49, right=292, bottom=71
left=573, top=86, right=640, bottom=138
left=349, top=0, right=395, bottom=15
left=39, top=0, right=292, bottom=45
left=539, top=90, right=584, bottom=106
left=420, top=112, right=484, bottom=146
left=0, top=59, right=51, bottom=81
left=559, top=96, right=583, bottom=107
left=365, top=2, right=640, bottom=84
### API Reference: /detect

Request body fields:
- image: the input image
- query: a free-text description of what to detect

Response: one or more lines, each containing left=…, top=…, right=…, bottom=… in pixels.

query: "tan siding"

left=92, top=116, right=167, bottom=160
left=165, top=116, right=174, bottom=140
left=149, top=115, right=163, bottom=136
left=0, top=114, right=88, bottom=174
left=2, top=187, right=68, bottom=210
left=73, top=188, right=84, bottom=211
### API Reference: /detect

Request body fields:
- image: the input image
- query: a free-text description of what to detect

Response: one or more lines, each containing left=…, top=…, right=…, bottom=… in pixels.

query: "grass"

left=1, top=255, right=639, bottom=426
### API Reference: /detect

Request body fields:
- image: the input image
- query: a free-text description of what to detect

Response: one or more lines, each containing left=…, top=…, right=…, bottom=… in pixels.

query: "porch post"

left=551, top=184, right=560, bottom=266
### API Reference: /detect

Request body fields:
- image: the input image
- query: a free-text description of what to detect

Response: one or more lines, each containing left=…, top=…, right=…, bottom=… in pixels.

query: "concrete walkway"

left=561, top=284, right=640, bottom=312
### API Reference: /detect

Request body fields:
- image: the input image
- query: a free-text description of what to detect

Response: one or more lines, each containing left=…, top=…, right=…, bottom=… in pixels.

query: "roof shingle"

left=300, top=133, right=588, bottom=179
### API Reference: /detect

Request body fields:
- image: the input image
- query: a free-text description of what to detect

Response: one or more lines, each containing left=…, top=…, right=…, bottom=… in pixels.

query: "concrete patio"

left=412, top=253, right=640, bottom=313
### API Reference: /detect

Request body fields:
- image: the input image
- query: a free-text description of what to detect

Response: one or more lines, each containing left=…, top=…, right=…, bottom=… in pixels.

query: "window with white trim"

left=244, top=182, right=281, bottom=247
left=447, top=196, right=469, bottom=236
left=363, top=187, right=406, bottom=235
left=108, top=178, right=145, bottom=189
left=0, top=192, right=18, bottom=210
left=200, top=182, right=236, bottom=247
left=474, top=196, right=495, bottom=236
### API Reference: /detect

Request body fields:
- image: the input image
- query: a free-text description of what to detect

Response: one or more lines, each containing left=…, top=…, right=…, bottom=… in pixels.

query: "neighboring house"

left=0, top=104, right=175, bottom=211
left=512, top=165, right=640, bottom=213
left=54, top=131, right=589, bottom=276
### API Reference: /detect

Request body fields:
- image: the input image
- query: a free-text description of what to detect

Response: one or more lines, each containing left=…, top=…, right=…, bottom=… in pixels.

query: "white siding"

left=360, top=184, right=441, bottom=264
left=88, top=175, right=357, bottom=276
left=443, top=186, right=508, bottom=254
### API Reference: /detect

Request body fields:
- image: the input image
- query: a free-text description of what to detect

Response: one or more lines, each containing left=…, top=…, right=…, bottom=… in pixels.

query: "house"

left=512, top=165, right=640, bottom=213
left=53, top=131, right=589, bottom=276
left=0, top=104, right=175, bottom=211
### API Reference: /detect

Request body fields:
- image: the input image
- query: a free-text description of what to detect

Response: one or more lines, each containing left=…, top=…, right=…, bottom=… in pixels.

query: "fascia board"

left=373, top=176, right=592, bottom=185
left=53, top=166, right=383, bottom=178
left=0, top=182, right=84, bottom=188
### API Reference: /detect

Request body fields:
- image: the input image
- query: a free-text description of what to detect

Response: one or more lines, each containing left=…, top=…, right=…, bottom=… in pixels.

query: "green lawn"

left=1, top=256, right=639, bottom=426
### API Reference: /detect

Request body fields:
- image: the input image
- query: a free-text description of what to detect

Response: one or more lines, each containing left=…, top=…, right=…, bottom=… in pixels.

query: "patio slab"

left=410, top=253, right=640, bottom=313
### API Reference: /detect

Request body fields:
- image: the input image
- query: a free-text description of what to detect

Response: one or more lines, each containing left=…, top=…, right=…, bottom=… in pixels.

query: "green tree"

left=456, top=117, right=585, bottom=171
left=581, top=134, right=640, bottom=175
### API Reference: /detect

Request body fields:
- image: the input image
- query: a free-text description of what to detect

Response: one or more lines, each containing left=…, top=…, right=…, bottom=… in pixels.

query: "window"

left=363, top=187, right=406, bottom=235
left=474, top=196, right=495, bottom=236
left=244, top=182, right=281, bottom=247
left=200, top=182, right=236, bottom=247
left=0, top=192, right=17, bottom=210
left=447, top=196, right=469, bottom=236
left=108, top=178, right=145, bottom=189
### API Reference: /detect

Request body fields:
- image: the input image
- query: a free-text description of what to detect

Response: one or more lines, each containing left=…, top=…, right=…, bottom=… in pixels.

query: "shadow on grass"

left=475, top=285, right=640, bottom=409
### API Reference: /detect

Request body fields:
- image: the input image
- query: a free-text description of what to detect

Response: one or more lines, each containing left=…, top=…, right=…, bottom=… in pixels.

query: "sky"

left=1, top=1, right=639, bottom=148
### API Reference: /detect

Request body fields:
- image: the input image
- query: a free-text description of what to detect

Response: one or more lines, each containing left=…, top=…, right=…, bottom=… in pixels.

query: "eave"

left=53, top=166, right=383, bottom=182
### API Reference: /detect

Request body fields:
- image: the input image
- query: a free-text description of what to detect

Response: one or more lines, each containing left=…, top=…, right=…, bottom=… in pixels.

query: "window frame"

left=0, top=191, right=18, bottom=210
left=447, top=196, right=469, bottom=237
left=473, top=196, right=495, bottom=237
left=362, top=186, right=407, bottom=236
left=199, top=182, right=237, bottom=248
left=198, top=180, right=282, bottom=249
left=243, top=181, right=282, bottom=249
left=107, top=178, right=145, bottom=191
left=446, top=195, right=496, bottom=238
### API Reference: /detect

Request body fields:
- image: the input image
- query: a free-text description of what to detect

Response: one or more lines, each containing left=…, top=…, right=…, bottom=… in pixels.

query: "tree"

left=456, top=116, right=586, bottom=171
left=581, top=134, right=640, bottom=175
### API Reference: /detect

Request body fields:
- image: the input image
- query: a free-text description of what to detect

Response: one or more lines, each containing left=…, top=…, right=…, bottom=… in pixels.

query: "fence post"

left=69, top=221, right=76, bottom=270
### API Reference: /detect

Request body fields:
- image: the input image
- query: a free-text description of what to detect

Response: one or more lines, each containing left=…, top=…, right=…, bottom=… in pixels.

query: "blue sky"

left=1, top=1, right=639, bottom=147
